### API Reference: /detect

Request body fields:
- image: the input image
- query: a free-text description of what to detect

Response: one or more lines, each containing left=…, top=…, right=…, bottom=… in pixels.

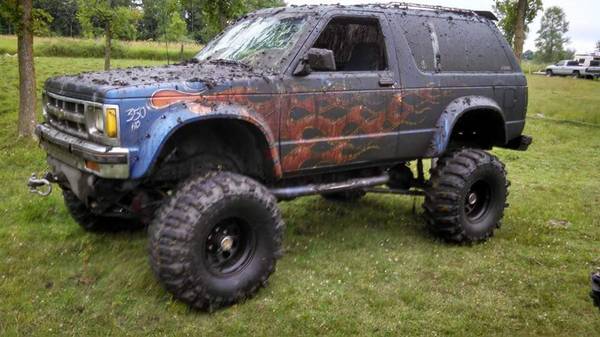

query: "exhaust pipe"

left=271, top=173, right=390, bottom=200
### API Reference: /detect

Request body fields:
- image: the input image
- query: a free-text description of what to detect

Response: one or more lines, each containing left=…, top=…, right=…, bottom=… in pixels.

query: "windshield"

left=196, top=14, right=308, bottom=71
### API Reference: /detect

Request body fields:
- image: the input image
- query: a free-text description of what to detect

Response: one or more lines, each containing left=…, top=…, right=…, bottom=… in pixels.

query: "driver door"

left=279, top=12, right=402, bottom=173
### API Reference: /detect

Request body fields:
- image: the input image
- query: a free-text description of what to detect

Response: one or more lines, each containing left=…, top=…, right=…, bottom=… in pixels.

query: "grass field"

left=0, top=56, right=599, bottom=336
left=0, top=35, right=203, bottom=60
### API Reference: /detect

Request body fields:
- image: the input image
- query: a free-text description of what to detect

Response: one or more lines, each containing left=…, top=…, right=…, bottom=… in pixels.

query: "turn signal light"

left=85, top=160, right=100, bottom=172
left=105, top=107, right=118, bottom=138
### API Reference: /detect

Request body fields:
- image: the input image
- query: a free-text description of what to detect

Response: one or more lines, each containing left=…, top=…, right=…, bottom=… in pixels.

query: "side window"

left=311, top=17, right=388, bottom=72
left=396, top=15, right=436, bottom=72
left=433, top=17, right=513, bottom=72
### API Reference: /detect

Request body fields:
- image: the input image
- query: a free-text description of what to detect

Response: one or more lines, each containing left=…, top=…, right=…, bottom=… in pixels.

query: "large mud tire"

left=423, top=149, right=508, bottom=244
left=63, top=190, right=143, bottom=232
left=148, top=171, right=284, bottom=311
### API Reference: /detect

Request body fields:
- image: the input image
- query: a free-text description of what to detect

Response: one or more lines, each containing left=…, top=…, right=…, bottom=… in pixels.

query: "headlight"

left=87, top=104, right=119, bottom=139
left=94, top=107, right=105, bottom=132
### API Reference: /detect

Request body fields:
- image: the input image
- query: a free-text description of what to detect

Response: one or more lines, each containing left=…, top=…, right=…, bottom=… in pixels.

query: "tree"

left=34, top=0, right=80, bottom=37
left=77, top=0, right=139, bottom=70
left=535, top=6, right=570, bottom=62
left=513, top=0, right=527, bottom=62
left=200, top=0, right=284, bottom=42
left=0, top=0, right=41, bottom=137
left=158, top=0, right=188, bottom=61
left=493, top=0, right=543, bottom=57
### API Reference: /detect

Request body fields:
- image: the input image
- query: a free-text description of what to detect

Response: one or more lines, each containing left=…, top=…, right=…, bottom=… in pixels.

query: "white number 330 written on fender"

left=126, top=107, right=147, bottom=131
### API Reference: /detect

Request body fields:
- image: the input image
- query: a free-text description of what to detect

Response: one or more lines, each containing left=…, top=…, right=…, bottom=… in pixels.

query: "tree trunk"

left=17, top=0, right=37, bottom=138
left=104, top=23, right=112, bottom=71
left=180, top=42, right=184, bottom=62
left=513, top=0, right=527, bottom=62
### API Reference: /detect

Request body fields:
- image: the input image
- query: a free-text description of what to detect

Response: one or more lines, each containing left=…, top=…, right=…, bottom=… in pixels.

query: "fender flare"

left=131, top=103, right=282, bottom=179
left=426, top=96, right=506, bottom=157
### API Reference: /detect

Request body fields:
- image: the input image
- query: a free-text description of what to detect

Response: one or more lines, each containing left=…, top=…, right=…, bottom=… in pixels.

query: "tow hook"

left=27, top=172, right=55, bottom=196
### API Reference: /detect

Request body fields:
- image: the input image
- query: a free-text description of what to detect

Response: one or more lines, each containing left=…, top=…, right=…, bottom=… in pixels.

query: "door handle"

left=379, top=75, right=395, bottom=87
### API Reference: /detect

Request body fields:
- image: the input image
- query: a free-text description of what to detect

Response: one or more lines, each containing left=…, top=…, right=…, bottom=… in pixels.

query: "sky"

left=286, top=0, right=599, bottom=54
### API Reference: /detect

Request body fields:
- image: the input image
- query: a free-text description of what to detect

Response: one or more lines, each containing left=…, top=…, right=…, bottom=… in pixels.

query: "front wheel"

left=546, top=70, right=553, bottom=77
left=148, top=171, right=284, bottom=311
left=423, top=149, right=508, bottom=243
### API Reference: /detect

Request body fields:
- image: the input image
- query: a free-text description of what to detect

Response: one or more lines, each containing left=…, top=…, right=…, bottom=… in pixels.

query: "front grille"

left=44, top=92, right=99, bottom=139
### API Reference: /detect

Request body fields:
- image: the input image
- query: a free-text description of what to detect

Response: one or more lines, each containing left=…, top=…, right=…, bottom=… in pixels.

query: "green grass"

left=1, top=56, right=599, bottom=336
left=0, top=35, right=203, bottom=60
left=527, top=75, right=600, bottom=124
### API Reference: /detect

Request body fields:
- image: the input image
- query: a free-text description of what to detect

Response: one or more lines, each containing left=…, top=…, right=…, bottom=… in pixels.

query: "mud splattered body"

left=40, top=4, right=528, bottom=181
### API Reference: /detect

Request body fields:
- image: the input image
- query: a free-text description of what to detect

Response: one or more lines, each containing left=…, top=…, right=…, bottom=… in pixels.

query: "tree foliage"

left=77, top=0, right=140, bottom=40
left=3, top=0, right=284, bottom=42
left=199, top=0, right=285, bottom=42
left=493, top=0, right=543, bottom=47
left=1, top=0, right=53, bottom=36
left=33, top=0, right=80, bottom=36
left=535, top=6, right=570, bottom=62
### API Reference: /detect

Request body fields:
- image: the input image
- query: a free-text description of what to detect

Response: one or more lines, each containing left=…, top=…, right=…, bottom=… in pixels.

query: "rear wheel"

left=63, top=190, right=143, bottom=232
left=423, top=149, right=508, bottom=243
left=149, top=171, right=284, bottom=311
left=572, top=71, right=581, bottom=78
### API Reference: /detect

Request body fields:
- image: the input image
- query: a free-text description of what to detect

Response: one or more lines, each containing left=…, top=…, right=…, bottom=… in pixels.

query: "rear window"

left=397, top=14, right=513, bottom=73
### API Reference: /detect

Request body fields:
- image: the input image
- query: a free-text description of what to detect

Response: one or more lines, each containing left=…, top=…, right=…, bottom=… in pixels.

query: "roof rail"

left=374, top=2, right=498, bottom=20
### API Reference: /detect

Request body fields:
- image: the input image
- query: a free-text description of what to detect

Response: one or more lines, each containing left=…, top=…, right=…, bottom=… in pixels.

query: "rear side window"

left=396, top=15, right=436, bottom=72
left=430, top=17, right=512, bottom=72
left=398, top=14, right=513, bottom=73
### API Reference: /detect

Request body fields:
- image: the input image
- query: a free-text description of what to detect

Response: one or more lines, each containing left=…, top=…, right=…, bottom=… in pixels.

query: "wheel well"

left=449, top=109, right=506, bottom=150
left=152, top=119, right=277, bottom=182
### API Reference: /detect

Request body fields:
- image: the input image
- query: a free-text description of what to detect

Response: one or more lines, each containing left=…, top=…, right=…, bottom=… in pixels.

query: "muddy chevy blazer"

left=29, top=3, right=531, bottom=310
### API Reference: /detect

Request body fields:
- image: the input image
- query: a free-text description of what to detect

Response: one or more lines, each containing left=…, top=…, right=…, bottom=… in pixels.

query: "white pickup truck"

left=546, top=57, right=600, bottom=79
left=581, top=59, right=600, bottom=79
left=545, top=60, right=586, bottom=77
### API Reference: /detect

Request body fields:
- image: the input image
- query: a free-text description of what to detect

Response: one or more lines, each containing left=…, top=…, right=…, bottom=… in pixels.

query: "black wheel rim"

left=464, top=180, right=492, bottom=222
left=204, top=217, right=255, bottom=275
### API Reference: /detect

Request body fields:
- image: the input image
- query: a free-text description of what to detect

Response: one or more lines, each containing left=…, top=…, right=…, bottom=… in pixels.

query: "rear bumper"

left=36, top=123, right=130, bottom=179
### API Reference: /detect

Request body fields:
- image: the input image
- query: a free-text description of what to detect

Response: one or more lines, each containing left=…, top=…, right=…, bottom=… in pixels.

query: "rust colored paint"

left=150, top=88, right=283, bottom=178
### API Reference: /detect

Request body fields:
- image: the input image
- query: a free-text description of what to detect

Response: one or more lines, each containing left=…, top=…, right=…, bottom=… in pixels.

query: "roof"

left=258, top=2, right=497, bottom=21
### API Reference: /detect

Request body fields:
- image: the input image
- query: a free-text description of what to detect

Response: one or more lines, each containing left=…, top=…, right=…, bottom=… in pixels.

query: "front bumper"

left=36, top=123, right=130, bottom=179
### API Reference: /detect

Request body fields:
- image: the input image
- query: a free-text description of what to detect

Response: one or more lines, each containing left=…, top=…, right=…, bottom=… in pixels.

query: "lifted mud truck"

left=29, top=3, right=531, bottom=310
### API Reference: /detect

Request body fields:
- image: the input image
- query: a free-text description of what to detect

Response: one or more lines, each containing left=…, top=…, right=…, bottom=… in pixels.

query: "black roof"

left=258, top=2, right=498, bottom=21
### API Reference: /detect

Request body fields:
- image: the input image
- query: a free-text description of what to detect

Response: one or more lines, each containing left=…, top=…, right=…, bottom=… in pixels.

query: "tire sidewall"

left=188, top=193, right=279, bottom=297
left=459, top=163, right=506, bottom=238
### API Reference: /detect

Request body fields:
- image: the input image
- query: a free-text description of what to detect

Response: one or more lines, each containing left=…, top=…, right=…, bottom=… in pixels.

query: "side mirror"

left=293, top=48, right=336, bottom=76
